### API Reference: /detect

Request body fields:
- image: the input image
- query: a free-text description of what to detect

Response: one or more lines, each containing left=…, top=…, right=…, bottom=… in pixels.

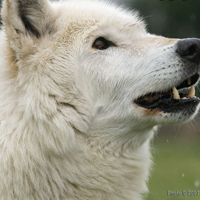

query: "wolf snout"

left=176, top=38, right=200, bottom=64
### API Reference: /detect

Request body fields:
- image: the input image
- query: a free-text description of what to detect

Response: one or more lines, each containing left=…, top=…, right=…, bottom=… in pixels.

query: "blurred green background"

left=0, top=0, right=200, bottom=199
left=116, top=0, right=200, bottom=199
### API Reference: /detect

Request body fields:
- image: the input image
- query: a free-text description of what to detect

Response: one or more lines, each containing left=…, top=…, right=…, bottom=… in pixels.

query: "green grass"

left=146, top=140, right=200, bottom=200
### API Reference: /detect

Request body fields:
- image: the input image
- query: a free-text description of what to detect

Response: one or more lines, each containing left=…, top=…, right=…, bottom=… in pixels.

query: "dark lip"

left=135, top=94, right=200, bottom=112
left=134, top=73, right=200, bottom=112
left=154, top=97, right=200, bottom=113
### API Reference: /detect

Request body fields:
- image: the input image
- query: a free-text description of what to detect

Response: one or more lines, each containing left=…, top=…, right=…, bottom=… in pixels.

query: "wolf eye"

left=92, top=37, right=116, bottom=50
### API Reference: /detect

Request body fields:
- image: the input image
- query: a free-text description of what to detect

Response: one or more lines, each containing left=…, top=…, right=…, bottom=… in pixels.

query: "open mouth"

left=134, top=74, right=200, bottom=112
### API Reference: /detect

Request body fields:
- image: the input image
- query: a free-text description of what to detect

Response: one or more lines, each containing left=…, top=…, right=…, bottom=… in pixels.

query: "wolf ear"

left=1, top=0, right=56, bottom=38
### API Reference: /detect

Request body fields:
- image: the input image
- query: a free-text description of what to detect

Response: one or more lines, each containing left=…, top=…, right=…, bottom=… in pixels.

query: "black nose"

left=176, top=38, right=200, bottom=63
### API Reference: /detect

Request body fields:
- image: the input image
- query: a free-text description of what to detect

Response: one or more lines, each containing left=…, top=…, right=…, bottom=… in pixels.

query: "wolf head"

left=1, top=0, right=200, bottom=151
left=1, top=0, right=200, bottom=199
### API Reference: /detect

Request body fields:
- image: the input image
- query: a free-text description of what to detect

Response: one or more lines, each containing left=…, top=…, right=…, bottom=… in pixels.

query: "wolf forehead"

left=62, top=2, right=145, bottom=33
left=56, top=1, right=144, bottom=25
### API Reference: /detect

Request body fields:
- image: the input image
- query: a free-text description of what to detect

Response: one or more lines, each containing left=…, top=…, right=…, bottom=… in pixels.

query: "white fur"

left=0, top=0, right=199, bottom=199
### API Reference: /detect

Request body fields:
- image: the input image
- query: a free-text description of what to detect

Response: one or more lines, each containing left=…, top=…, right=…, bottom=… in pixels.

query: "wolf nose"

left=176, top=38, right=200, bottom=63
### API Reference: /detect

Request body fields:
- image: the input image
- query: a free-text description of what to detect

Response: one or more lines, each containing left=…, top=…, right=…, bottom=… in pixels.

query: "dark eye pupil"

left=92, top=37, right=115, bottom=50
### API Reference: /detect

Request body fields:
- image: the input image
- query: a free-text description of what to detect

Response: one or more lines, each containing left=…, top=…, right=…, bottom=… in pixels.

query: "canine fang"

left=188, top=85, right=195, bottom=98
left=173, top=87, right=180, bottom=99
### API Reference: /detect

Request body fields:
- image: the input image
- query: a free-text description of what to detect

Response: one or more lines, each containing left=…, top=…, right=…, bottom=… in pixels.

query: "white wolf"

left=0, top=0, right=200, bottom=199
